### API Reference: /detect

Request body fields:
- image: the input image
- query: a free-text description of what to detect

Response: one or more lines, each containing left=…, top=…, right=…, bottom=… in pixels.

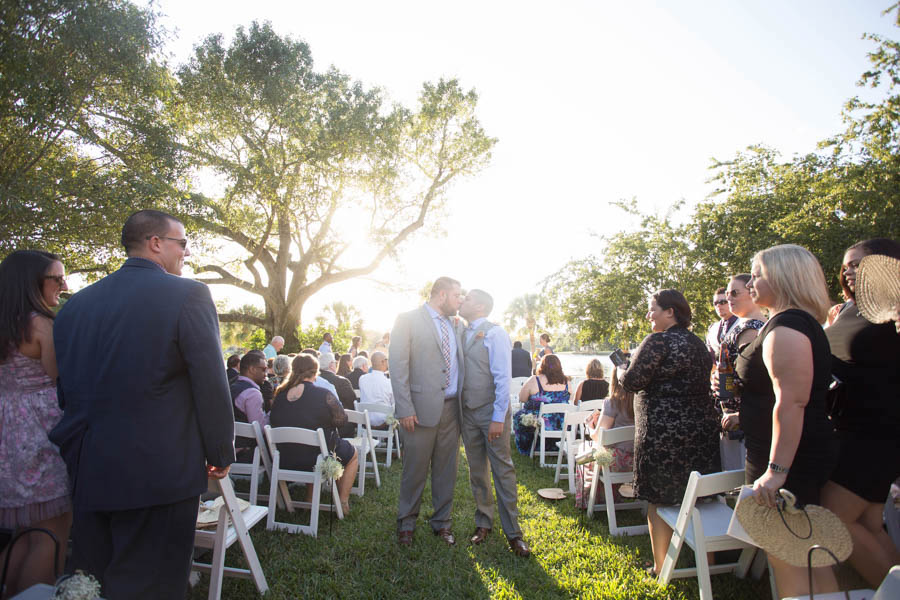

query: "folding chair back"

left=530, top=403, right=575, bottom=467
left=553, top=410, right=594, bottom=492
left=585, top=425, right=648, bottom=535
left=656, top=469, right=756, bottom=600
left=578, top=399, right=606, bottom=412
left=343, top=409, right=381, bottom=494
left=193, top=476, right=268, bottom=600
left=509, top=376, right=529, bottom=411
left=230, top=421, right=263, bottom=505
left=263, top=425, right=343, bottom=537
left=356, top=401, right=402, bottom=467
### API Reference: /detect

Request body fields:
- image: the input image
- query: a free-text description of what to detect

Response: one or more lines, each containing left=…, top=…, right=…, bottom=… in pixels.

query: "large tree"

left=0, top=0, right=182, bottom=272
left=175, top=23, right=495, bottom=350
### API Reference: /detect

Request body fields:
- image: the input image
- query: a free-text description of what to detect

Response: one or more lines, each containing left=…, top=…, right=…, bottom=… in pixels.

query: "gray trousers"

left=461, top=403, right=521, bottom=538
left=397, top=399, right=460, bottom=531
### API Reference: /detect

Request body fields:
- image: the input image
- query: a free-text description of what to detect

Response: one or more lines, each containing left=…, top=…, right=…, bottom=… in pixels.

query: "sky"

left=147, top=0, right=898, bottom=335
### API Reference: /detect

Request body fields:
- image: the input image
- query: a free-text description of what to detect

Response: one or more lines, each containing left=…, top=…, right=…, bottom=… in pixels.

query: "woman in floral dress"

left=0, top=250, right=72, bottom=595
left=513, top=354, right=571, bottom=455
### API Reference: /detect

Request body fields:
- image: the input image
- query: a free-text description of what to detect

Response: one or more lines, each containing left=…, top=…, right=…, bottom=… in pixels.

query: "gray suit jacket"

left=389, top=305, right=465, bottom=428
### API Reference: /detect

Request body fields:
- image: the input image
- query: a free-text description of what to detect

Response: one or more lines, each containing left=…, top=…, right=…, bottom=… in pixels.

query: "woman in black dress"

left=270, top=353, right=359, bottom=514
left=821, top=238, right=900, bottom=587
left=573, top=358, right=609, bottom=404
left=618, top=289, right=720, bottom=576
left=735, top=244, right=838, bottom=598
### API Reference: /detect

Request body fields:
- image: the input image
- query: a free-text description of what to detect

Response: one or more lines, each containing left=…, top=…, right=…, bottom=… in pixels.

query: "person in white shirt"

left=358, top=351, right=393, bottom=427
left=318, top=332, right=333, bottom=357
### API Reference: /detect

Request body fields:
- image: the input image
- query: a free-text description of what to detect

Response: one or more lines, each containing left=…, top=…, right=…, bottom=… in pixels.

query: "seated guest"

left=319, top=352, right=357, bottom=437
left=358, top=351, right=394, bottom=429
left=261, top=357, right=276, bottom=411
left=512, top=354, right=570, bottom=455
left=585, top=364, right=635, bottom=498
left=270, top=354, right=359, bottom=514
left=300, top=348, right=338, bottom=396
left=263, top=335, right=284, bottom=360
left=272, top=354, right=291, bottom=387
left=230, top=350, right=269, bottom=462
left=336, top=353, right=353, bottom=377
left=573, top=358, right=609, bottom=404
left=226, top=354, right=240, bottom=383
left=510, top=340, right=532, bottom=378
left=358, top=350, right=369, bottom=359
left=347, top=355, right=369, bottom=389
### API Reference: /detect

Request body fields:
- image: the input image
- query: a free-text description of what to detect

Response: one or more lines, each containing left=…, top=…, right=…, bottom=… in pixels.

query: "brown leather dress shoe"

left=433, top=527, right=456, bottom=546
left=470, top=527, right=491, bottom=545
left=397, top=530, right=413, bottom=546
left=508, top=537, right=531, bottom=557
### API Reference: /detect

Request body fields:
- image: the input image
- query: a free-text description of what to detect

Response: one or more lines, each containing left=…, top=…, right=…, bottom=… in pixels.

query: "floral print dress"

left=512, top=378, right=570, bottom=455
left=0, top=346, right=71, bottom=527
left=621, top=327, right=721, bottom=505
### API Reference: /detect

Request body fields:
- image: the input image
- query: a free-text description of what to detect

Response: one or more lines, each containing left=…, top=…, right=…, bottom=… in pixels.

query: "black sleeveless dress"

left=825, top=302, right=900, bottom=502
left=579, top=378, right=609, bottom=401
left=735, top=309, right=837, bottom=506
left=269, top=383, right=354, bottom=471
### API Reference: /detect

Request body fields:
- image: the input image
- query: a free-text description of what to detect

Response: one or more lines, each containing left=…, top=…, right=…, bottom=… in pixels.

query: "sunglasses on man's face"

left=713, top=299, right=728, bottom=306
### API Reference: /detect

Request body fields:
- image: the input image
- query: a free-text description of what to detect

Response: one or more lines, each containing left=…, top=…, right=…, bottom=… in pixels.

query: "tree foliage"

left=175, top=22, right=496, bottom=348
left=547, top=11, right=900, bottom=345
left=0, top=0, right=182, bottom=272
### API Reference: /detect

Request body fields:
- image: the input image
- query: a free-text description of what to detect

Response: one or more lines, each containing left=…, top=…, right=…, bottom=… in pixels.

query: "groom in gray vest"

left=459, top=289, right=531, bottom=556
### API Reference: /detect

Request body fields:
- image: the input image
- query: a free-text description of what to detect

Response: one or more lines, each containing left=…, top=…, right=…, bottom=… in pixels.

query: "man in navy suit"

left=50, top=210, right=235, bottom=599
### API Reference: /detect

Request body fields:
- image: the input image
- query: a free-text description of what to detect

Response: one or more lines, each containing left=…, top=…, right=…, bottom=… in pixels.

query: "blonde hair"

left=585, top=358, right=604, bottom=379
left=752, top=244, right=831, bottom=323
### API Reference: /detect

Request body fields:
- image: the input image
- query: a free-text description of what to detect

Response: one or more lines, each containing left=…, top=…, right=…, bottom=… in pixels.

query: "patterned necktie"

left=439, top=317, right=451, bottom=388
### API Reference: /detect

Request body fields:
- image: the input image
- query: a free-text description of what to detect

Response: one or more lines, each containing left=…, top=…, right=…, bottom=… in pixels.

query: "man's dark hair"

left=714, top=287, right=727, bottom=296
left=323, top=332, right=331, bottom=340
left=430, top=276, right=461, bottom=298
left=240, top=350, right=266, bottom=374
left=226, top=354, right=240, bottom=369
left=466, top=289, right=494, bottom=315
left=121, top=210, right=181, bottom=254
left=513, top=341, right=522, bottom=349
left=301, top=347, right=320, bottom=357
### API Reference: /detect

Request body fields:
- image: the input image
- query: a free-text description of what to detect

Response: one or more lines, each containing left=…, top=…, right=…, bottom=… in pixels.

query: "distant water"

left=555, top=352, right=614, bottom=378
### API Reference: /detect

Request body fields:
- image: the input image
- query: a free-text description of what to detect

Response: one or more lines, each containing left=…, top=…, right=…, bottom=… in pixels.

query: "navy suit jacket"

left=50, top=258, right=235, bottom=512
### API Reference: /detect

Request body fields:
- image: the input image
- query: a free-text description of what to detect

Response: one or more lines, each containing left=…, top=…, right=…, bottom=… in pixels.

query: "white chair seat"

left=657, top=501, right=736, bottom=550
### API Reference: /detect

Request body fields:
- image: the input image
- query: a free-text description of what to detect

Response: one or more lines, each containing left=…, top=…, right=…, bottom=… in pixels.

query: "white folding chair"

left=553, top=410, right=594, bottom=493
left=509, top=376, right=529, bottom=412
left=578, top=399, right=606, bottom=412
left=263, top=425, right=344, bottom=537
left=230, top=422, right=264, bottom=505
left=355, top=401, right=401, bottom=467
left=343, top=409, right=380, bottom=494
left=529, top=403, right=575, bottom=468
left=193, top=476, right=268, bottom=600
left=586, top=425, right=648, bottom=536
left=657, top=469, right=756, bottom=600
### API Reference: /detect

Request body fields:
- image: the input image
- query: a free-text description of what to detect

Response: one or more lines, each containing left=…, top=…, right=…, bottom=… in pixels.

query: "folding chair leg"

left=368, top=440, right=381, bottom=487
left=393, top=429, right=402, bottom=461
left=554, top=440, right=564, bottom=483
left=206, top=511, right=229, bottom=600
left=604, top=473, right=619, bottom=534
left=587, top=464, right=599, bottom=517
left=691, top=514, right=713, bottom=600
left=734, top=547, right=755, bottom=579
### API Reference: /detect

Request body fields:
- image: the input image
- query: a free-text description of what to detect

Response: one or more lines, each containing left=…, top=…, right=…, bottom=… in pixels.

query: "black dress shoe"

left=508, top=537, right=531, bottom=557
left=397, top=530, right=413, bottom=546
left=470, top=527, right=491, bottom=545
left=433, top=527, right=456, bottom=546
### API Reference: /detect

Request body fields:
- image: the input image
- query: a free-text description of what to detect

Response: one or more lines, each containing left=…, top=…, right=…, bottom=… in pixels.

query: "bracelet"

left=768, top=461, right=790, bottom=474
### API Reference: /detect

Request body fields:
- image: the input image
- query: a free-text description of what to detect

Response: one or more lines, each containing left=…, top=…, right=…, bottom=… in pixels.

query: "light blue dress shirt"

left=466, top=317, right=512, bottom=422
left=318, top=341, right=332, bottom=356
left=424, top=303, right=459, bottom=398
left=314, top=375, right=337, bottom=397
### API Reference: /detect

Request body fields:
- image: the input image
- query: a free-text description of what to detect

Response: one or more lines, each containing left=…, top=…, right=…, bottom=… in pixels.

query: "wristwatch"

left=767, top=461, right=789, bottom=474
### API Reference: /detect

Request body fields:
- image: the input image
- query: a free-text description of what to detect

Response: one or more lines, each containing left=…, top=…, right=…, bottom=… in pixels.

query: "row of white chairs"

left=192, top=403, right=400, bottom=599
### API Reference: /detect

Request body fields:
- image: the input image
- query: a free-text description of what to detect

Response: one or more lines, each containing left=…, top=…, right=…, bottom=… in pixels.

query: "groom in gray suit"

left=458, top=289, right=530, bottom=556
left=390, top=276, right=465, bottom=546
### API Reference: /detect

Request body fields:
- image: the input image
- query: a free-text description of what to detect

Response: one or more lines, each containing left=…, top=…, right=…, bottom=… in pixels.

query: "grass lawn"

left=189, top=441, right=776, bottom=599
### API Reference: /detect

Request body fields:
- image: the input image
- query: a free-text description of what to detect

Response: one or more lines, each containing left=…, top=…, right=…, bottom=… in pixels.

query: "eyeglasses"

left=713, top=299, right=729, bottom=306
left=43, top=275, right=67, bottom=285
left=146, top=235, right=188, bottom=249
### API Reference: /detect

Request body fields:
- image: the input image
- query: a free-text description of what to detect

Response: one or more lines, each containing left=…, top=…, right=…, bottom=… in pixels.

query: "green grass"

left=189, top=442, right=776, bottom=599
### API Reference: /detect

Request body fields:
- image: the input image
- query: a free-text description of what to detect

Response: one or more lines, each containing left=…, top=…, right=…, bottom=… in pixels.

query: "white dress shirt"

left=358, top=370, right=394, bottom=426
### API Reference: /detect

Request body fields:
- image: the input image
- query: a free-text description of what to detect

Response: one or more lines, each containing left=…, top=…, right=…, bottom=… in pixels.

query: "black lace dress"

left=620, top=326, right=721, bottom=504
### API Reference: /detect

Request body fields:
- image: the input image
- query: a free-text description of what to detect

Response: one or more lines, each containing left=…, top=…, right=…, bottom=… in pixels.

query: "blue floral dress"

left=512, top=378, right=570, bottom=455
